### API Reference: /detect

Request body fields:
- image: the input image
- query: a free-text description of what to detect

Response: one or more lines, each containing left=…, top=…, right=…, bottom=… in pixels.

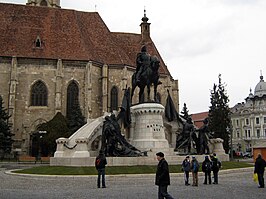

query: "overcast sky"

left=2, top=0, right=266, bottom=114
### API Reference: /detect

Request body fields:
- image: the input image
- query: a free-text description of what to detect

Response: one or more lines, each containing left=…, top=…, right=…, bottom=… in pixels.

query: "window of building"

left=237, top=131, right=240, bottom=138
left=257, top=129, right=260, bottom=138
left=236, top=119, right=239, bottom=127
left=30, top=81, right=48, bottom=106
left=110, top=86, right=118, bottom=111
left=245, top=118, right=249, bottom=125
left=40, top=0, right=48, bottom=6
left=245, top=130, right=248, bottom=138
left=256, top=117, right=260, bottom=125
left=264, top=129, right=266, bottom=137
left=264, top=117, right=266, bottom=124
left=66, top=81, right=79, bottom=117
left=34, top=36, right=43, bottom=48
left=248, top=130, right=251, bottom=138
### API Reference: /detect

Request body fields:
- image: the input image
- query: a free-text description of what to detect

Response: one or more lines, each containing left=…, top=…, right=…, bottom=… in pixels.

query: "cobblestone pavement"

left=0, top=164, right=264, bottom=199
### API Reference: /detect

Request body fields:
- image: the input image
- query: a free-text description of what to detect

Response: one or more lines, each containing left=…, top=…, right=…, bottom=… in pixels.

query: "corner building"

left=231, top=74, right=266, bottom=153
left=0, top=1, right=179, bottom=155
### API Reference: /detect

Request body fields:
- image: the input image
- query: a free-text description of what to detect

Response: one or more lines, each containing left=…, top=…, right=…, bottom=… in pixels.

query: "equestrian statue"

left=131, top=45, right=161, bottom=103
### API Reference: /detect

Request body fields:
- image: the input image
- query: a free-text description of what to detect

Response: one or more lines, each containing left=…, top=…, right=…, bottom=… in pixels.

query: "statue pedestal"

left=130, top=103, right=170, bottom=153
left=209, top=138, right=225, bottom=154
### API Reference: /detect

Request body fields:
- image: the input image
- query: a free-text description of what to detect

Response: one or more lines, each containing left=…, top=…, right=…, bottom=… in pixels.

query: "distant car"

left=242, top=152, right=252, bottom=158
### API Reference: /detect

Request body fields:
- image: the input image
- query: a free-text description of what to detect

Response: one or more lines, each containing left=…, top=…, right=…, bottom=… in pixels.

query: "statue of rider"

left=135, top=45, right=151, bottom=85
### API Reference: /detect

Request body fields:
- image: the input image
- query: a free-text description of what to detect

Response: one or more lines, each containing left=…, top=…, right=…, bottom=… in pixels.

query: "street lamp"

left=226, top=126, right=233, bottom=160
left=35, top=130, right=47, bottom=163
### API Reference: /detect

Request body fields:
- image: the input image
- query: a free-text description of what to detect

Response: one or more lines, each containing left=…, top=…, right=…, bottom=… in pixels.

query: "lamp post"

left=36, top=130, right=47, bottom=163
left=227, top=126, right=233, bottom=160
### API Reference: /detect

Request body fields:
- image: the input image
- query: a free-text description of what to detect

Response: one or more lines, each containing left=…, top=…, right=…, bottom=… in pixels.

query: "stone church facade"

left=0, top=1, right=179, bottom=155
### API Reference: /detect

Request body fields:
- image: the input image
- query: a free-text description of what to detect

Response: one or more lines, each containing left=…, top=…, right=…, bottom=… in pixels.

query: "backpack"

left=96, top=158, right=101, bottom=166
left=205, top=162, right=211, bottom=172
left=193, top=161, right=199, bottom=172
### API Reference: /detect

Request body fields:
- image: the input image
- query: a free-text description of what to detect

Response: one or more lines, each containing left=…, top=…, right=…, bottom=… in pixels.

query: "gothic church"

left=0, top=0, right=179, bottom=155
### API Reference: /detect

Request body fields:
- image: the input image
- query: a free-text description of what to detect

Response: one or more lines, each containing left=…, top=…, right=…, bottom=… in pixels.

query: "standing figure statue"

left=198, top=118, right=210, bottom=154
left=175, top=117, right=196, bottom=154
left=131, top=45, right=161, bottom=103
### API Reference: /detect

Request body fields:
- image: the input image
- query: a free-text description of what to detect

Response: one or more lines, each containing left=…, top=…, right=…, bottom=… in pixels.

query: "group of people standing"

left=95, top=150, right=265, bottom=199
left=181, top=153, right=221, bottom=187
left=154, top=152, right=222, bottom=199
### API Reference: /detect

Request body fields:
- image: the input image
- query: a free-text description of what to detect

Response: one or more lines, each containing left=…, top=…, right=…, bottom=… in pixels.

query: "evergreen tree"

left=0, top=96, right=14, bottom=159
left=38, top=112, right=71, bottom=156
left=67, top=100, right=86, bottom=134
left=181, top=103, right=189, bottom=120
left=208, top=74, right=232, bottom=153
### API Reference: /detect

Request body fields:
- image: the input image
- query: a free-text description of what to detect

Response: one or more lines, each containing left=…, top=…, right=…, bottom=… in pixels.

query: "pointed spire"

left=142, top=8, right=149, bottom=23
left=260, top=70, right=264, bottom=81
left=140, top=7, right=151, bottom=42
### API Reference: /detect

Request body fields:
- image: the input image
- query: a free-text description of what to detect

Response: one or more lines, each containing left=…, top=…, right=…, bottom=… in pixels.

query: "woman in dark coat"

left=155, top=152, right=174, bottom=199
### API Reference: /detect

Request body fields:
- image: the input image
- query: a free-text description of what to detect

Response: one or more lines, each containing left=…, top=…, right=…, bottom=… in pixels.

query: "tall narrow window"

left=30, top=80, right=48, bottom=106
left=110, top=86, right=118, bottom=111
left=257, top=129, right=260, bottom=138
left=66, top=81, right=79, bottom=117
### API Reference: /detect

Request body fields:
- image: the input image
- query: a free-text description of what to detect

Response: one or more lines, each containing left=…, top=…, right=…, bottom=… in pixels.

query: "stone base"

left=50, top=154, right=229, bottom=167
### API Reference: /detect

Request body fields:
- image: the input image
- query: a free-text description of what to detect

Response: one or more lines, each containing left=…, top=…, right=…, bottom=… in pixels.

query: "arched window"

left=40, top=0, right=48, bottom=6
left=30, top=80, right=48, bottom=106
left=110, top=86, right=118, bottom=111
left=66, top=81, right=79, bottom=117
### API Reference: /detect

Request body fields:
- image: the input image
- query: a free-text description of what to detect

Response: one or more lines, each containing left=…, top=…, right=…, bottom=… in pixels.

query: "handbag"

left=253, top=173, right=258, bottom=183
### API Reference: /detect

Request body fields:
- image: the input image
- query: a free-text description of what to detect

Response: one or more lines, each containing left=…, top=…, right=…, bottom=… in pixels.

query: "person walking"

left=254, top=153, right=266, bottom=188
left=155, top=152, right=174, bottom=199
left=210, top=154, right=220, bottom=184
left=190, top=156, right=200, bottom=186
left=95, top=150, right=107, bottom=188
left=202, top=156, right=212, bottom=185
left=182, top=155, right=191, bottom=185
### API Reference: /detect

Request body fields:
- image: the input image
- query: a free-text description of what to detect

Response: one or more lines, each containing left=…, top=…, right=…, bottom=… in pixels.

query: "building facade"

left=231, top=74, right=266, bottom=154
left=0, top=1, right=179, bottom=156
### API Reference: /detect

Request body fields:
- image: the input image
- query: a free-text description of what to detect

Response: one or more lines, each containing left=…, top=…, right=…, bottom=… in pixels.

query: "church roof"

left=0, top=3, right=170, bottom=75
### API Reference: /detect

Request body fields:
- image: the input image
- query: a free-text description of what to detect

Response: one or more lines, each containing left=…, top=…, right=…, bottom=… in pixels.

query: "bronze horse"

left=131, top=56, right=161, bottom=103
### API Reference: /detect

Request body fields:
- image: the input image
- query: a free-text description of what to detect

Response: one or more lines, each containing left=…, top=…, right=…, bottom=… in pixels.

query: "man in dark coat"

left=95, top=150, right=107, bottom=188
left=155, top=152, right=174, bottom=199
left=202, top=156, right=212, bottom=184
left=210, top=154, right=221, bottom=184
left=254, top=153, right=266, bottom=188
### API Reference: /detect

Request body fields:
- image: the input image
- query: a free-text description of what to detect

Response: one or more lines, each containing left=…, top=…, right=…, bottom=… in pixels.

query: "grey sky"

left=2, top=0, right=266, bottom=113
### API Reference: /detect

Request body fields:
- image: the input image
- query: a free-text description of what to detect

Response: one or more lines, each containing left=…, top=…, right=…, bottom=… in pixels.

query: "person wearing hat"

left=202, top=155, right=212, bottom=184
left=182, top=155, right=191, bottom=185
left=210, top=154, right=220, bottom=184
left=155, top=152, right=174, bottom=199
left=95, top=150, right=107, bottom=188
left=254, top=153, right=266, bottom=188
left=191, top=156, right=200, bottom=186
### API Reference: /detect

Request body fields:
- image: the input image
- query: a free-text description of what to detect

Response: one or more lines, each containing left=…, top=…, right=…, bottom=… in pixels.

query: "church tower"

left=140, top=9, right=151, bottom=43
left=27, top=0, right=61, bottom=8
